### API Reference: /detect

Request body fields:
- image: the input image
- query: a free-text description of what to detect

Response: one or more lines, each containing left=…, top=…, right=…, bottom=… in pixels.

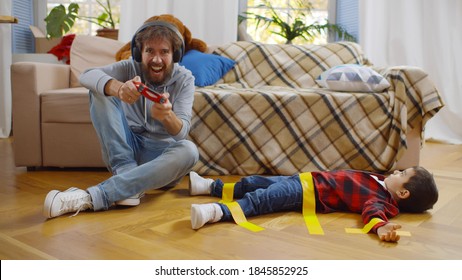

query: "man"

left=43, top=21, right=198, bottom=218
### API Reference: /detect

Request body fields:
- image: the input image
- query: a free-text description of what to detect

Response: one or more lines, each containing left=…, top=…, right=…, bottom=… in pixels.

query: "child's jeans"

left=211, top=174, right=304, bottom=221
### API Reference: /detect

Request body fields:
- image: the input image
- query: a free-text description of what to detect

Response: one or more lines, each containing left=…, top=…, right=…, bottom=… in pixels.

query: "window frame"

left=240, top=0, right=357, bottom=44
left=242, top=0, right=332, bottom=44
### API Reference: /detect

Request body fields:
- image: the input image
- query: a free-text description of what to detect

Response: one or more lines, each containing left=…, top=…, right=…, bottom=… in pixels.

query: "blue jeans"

left=211, top=174, right=304, bottom=221
left=86, top=91, right=199, bottom=211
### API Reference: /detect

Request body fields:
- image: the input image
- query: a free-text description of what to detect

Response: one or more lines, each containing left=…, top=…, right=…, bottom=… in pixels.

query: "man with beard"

left=43, top=21, right=199, bottom=218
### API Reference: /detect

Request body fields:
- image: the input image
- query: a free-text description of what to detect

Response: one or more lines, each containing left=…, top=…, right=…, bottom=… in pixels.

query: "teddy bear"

left=115, top=14, right=208, bottom=61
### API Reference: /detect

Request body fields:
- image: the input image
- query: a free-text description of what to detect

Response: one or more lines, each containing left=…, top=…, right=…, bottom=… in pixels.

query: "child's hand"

left=377, top=223, right=402, bottom=242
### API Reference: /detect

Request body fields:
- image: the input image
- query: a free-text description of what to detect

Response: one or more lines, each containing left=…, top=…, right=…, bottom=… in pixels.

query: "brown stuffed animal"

left=115, top=14, right=208, bottom=61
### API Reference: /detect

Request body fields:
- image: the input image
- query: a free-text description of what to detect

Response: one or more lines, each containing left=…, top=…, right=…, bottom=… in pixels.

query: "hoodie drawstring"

left=143, top=86, right=166, bottom=125
left=144, top=97, right=147, bottom=125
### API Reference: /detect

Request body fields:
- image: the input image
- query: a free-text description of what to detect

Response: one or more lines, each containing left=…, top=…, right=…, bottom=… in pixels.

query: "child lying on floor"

left=188, top=167, right=438, bottom=242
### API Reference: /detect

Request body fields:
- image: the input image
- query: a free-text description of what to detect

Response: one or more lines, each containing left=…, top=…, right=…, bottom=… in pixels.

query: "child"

left=189, top=167, right=438, bottom=242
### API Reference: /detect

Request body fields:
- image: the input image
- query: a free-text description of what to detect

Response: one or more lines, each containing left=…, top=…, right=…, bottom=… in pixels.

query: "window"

left=244, top=0, right=330, bottom=44
left=243, top=0, right=358, bottom=44
left=46, top=0, right=120, bottom=36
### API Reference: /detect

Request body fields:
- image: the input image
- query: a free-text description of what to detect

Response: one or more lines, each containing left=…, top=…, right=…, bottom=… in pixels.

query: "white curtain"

left=359, top=0, right=462, bottom=144
left=119, top=0, right=238, bottom=46
left=0, top=0, right=12, bottom=138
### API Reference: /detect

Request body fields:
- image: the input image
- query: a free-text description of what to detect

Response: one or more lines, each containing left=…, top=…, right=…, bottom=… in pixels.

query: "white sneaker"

left=189, top=171, right=214, bottom=196
left=43, top=187, right=93, bottom=218
left=191, top=203, right=223, bottom=229
left=115, top=192, right=145, bottom=206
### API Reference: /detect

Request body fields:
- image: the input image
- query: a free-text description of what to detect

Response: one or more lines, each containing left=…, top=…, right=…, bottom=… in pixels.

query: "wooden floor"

left=1, top=137, right=462, bottom=260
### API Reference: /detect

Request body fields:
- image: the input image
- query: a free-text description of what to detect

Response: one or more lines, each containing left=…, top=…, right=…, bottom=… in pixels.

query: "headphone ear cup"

left=173, top=49, right=182, bottom=63
left=132, top=45, right=141, bottom=62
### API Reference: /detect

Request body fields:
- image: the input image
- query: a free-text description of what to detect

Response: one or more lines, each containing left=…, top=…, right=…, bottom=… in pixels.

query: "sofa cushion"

left=179, top=50, right=235, bottom=87
left=316, top=64, right=390, bottom=92
left=70, top=35, right=125, bottom=88
left=42, top=123, right=105, bottom=167
left=213, top=41, right=370, bottom=88
left=41, top=88, right=92, bottom=123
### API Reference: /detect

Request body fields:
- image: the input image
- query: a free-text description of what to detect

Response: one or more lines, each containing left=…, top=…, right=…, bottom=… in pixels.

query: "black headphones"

left=131, top=21, right=185, bottom=63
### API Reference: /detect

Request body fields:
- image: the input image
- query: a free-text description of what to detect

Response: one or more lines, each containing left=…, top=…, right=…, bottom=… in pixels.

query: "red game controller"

left=133, top=81, right=167, bottom=104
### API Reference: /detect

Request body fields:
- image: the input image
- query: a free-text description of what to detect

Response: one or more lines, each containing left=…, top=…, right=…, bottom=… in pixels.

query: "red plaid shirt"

left=311, top=170, right=399, bottom=232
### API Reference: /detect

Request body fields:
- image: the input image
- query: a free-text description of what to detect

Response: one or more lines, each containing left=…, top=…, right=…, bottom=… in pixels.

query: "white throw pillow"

left=316, top=64, right=390, bottom=92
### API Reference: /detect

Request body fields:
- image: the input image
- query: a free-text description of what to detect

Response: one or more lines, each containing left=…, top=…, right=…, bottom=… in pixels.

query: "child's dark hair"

left=398, top=166, right=438, bottom=213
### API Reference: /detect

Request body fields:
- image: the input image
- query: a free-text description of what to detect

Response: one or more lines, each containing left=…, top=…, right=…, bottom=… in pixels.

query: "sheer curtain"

left=118, top=0, right=238, bottom=45
left=0, top=0, right=12, bottom=138
left=359, top=0, right=462, bottom=144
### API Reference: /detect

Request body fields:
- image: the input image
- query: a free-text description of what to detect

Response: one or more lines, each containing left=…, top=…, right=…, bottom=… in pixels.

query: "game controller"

left=133, top=81, right=167, bottom=104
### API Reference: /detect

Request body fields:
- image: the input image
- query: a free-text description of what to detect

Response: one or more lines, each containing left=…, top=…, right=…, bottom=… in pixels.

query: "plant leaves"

left=97, top=13, right=109, bottom=25
left=45, top=3, right=79, bottom=38
left=243, top=0, right=356, bottom=44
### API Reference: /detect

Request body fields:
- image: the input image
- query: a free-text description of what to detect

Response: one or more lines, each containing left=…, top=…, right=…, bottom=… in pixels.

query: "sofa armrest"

left=373, top=66, right=444, bottom=165
left=374, top=66, right=444, bottom=131
left=11, top=62, right=71, bottom=167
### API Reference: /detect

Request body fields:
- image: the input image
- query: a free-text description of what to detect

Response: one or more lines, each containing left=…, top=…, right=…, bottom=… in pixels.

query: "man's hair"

left=398, top=166, right=438, bottom=213
left=135, top=25, right=183, bottom=59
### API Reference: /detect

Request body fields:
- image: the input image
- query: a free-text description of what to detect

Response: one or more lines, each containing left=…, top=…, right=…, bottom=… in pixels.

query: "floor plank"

left=1, top=137, right=462, bottom=260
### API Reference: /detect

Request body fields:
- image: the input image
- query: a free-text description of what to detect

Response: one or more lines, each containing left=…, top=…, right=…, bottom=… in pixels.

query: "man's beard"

left=142, top=62, right=174, bottom=85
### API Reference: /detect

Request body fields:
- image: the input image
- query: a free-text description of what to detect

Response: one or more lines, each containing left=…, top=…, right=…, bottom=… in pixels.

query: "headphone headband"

left=131, top=21, right=185, bottom=63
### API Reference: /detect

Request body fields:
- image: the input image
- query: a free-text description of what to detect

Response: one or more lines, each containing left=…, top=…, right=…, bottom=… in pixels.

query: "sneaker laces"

left=57, top=190, right=92, bottom=217
left=69, top=202, right=93, bottom=217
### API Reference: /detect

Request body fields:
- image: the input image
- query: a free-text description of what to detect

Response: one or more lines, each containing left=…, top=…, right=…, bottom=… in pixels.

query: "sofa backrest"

left=69, top=35, right=125, bottom=88
left=213, top=41, right=370, bottom=88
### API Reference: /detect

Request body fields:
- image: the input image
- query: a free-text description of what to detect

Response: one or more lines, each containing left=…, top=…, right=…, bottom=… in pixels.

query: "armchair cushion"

left=70, top=35, right=125, bottom=88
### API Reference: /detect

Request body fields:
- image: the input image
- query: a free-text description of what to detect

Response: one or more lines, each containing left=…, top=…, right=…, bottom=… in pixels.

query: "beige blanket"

left=189, top=42, right=444, bottom=175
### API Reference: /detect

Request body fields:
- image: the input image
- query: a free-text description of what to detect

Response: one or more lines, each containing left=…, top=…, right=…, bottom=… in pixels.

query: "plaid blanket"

left=189, top=42, right=444, bottom=175
left=215, top=41, right=370, bottom=88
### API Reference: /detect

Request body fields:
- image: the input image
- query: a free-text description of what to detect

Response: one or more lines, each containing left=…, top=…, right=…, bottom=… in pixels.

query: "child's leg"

left=219, top=174, right=303, bottom=221
left=190, top=174, right=302, bottom=229
left=211, top=175, right=293, bottom=198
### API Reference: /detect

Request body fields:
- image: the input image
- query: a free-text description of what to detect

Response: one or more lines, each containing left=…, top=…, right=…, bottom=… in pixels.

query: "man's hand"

left=150, top=92, right=172, bottom=121
left=377, top=223, right=402, bottom=242
left=117, top=76, right=141, bottom=104
left=150, top=92, right=183, bottom=136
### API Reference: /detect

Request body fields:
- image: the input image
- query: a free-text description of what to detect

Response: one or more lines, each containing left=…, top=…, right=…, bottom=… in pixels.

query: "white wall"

left=34, top=0, right=48, bottom=32
left=119, top=0, right=238, bottom=45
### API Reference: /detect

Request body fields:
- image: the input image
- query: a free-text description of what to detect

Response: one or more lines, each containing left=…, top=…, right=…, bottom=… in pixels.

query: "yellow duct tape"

left=299, top=172, right=324, bottom=235
left=221, top=183, right=235, bottom=203
left=224, top=201, right=265, bottom=232
left=345, top=217, right=411, bottom=236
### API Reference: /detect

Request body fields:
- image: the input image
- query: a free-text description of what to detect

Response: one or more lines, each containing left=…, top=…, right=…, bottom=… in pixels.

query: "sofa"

left=11, top=35, right=444, bottom=175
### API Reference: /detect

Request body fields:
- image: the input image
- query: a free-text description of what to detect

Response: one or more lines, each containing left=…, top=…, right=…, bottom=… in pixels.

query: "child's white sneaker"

left=191, top=203, right=223, bottom=229
left=189, top=171, right=214, bottom=196
left=115, top=192, right=145, bottom=206
left=43, top=187, right=93, bottom=218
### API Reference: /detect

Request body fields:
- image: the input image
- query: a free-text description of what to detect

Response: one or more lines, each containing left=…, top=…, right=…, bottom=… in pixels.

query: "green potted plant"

left=243, top=0, right=355, bottom=44
left=45, top=0, right=118, bottom=39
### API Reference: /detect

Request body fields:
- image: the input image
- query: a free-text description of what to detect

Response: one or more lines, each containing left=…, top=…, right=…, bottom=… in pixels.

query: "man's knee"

left=177, top=140, right=199, bottom=166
